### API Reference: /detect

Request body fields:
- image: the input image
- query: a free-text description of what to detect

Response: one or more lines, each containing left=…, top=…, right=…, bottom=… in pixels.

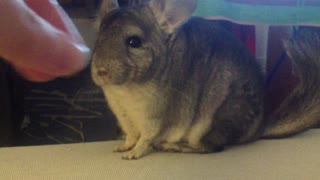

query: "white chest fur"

left=101, top=83, right=160, bottom=128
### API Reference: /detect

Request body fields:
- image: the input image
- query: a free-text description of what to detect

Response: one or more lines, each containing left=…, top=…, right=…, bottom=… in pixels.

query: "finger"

left=0, top=0, right=90, bottom=80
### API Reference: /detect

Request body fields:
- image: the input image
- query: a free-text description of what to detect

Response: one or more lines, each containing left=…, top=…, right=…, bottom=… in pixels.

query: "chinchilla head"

left=91, top=0, right=197, bottom=86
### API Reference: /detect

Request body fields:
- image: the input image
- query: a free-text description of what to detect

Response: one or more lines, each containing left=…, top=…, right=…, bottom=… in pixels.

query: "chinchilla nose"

left=97, top=67, right=108, bottom=76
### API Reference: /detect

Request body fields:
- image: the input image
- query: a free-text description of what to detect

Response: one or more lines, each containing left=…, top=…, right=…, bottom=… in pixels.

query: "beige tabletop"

left=1, top=130, right=320, bottom=180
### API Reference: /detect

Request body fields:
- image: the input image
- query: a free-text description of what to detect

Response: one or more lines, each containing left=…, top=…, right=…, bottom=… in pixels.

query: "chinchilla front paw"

left=121, top=145, right=152, bottom=160
left=122, top=149, right=145, bottom=160
left=113, top=143, right=135, bottom=152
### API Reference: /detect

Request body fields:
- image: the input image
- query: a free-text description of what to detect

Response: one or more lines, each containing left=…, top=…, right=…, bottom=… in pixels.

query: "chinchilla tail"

left=263, top=27, right=320, bottom=138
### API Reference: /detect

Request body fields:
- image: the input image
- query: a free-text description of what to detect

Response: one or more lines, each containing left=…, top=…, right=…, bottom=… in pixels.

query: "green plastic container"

left=193, top=0, right=320, bottom=26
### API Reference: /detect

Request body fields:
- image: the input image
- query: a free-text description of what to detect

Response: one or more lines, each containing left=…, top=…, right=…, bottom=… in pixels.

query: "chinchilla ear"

left=96, top=0, right=119, bottom=28
left=148, top=0, right=198, bottom=34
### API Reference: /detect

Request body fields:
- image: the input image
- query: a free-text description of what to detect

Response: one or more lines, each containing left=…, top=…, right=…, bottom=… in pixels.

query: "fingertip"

left=56, top=42, right=91, bottom=76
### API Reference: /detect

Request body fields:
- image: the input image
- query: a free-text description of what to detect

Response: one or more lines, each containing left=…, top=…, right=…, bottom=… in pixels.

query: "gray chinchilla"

left=91, top=0, right=320, bottom=159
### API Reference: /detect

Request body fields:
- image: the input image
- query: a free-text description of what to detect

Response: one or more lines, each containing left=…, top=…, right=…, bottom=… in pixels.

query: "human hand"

left=0, top=0, right=90, bottom=82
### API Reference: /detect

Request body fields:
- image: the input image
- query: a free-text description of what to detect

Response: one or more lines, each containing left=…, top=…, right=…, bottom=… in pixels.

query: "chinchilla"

left=91, top=0, right=320, bottom=159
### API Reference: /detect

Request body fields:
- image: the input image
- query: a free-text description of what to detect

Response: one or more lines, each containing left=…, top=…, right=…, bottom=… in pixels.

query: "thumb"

left=0, top=0, right=90, bottom=82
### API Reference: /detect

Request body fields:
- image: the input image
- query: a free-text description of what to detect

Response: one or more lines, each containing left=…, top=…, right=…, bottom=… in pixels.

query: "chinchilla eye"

left=126, top=36, right=142, bottom=48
